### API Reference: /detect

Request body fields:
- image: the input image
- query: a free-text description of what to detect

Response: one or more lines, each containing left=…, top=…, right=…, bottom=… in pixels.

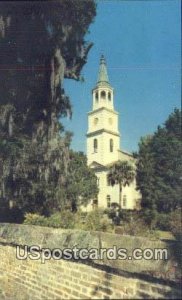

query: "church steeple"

left=87, top=55, right=120, bottom=166
left=97, top=55, right=110, bottom=86
left=87, top=54, right=140, bottom=211
left=92, top=55, right=114, bottom=110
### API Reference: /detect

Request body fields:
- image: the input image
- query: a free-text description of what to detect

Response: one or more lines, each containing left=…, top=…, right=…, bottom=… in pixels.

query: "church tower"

left=87, top=55, right=120, bottom=166
left=85, top=55, right=141, bottom=210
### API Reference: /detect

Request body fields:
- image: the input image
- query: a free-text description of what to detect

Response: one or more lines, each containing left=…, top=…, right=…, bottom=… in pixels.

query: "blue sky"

left=62, top=0, right=181, bottom=153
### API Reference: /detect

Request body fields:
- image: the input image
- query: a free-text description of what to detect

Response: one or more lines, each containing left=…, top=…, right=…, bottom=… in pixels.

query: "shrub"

left=119, top=210, right=139, bottom=223
left=107, top=209, right=116, bottom=220
left=106, top=207, right=140, bottom=225
left=103, top=208, right=110, bottom=215
left=47, top=211, right=76, bottom=229
left=82, top=209, right=103, bottom=231
left=106, top=205, right=121, bottom=223
left=100, top=218, right=113, bottom=232
left=142, top=208, right=158, bottom=230
left=24, top=211, right=76, bottom=229
left=71, top=210, right=87, bottom=230
left=122, top=219, right=147, bottom=236
left=155, top=213, right=170, bottom=231
left=112, top=215, right=121, bottom=226
left=24, top=213, right=47, bottom=226
left=80, top=209, right=111, bottom=232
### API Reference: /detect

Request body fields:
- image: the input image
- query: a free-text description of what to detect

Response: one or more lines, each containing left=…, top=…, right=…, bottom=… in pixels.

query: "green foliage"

left=119, top=209, right=137, bottom=223
left=107, top=161, right=135, bottom=207
left=107, top=209, right=117, bottom=220
left=136, top=136, right=156, bottom=210
left=108, top=161, right=135, bottom=188
left=119, top=213, right=160, bottom=239
left=106, top=207, right=166, bottom=238
left=24, top=213, right=47, bottom=226
left=109, top=209, right=160, bottom=239
left=0, top=133, right=71, bottom=216
left=47, top=211, right=76, bottom=229
left=0, top=1, right=96, bottom=220
left=81, top=209, right=104, bottom=231
left=169, top=209, right=182, bottom=241
left=0, top=1, right=96, bottom=132
left=136, top=109, right=182, bottom=213
left=24, top=211, right=75, bottom=229
left=122, top=219, right=148, bottom=237
left=106, top=205, right=141, bottom=226
left=24, top=209, right=177, bottom=240
left=0, top=137, right=98, bottom=218
left=155, top=213, right=171, bottom=231
left=23, top=209, right=112, bottom=233
left=137, top=110, right=181, bottom=235
left=66, top=151, right=98, bottom=212
left=142, top=208, right=158, bottom=230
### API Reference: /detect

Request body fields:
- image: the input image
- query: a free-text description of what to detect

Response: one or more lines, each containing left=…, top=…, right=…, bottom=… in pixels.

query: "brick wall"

left=0, top=224, right=181, bottom=299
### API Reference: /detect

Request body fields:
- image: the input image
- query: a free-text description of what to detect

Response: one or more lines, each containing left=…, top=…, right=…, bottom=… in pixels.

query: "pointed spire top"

left=97, top=55, right=110, bottom=86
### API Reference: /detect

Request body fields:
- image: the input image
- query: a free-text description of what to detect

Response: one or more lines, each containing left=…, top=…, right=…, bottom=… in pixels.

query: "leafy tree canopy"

left=0, top=0, right=96, bottom=221
left=108, top=160, right=135, bottom=188
left=107, top=160, right=135, bottom=207
left=136, top=108, right=182, bottom=213
left=0, top=0, right=96, bottom=140
left=65, top=151, right=98, bottom=212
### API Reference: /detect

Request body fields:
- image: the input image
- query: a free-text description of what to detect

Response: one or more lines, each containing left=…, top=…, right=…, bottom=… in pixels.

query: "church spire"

left=92, top=55, right=114, bottom=111
left=97, top=55, right=110, bottom=86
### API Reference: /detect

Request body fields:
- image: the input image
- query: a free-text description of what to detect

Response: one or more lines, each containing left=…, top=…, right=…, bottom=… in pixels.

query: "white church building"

left=86, top=55, right=141, bottom=211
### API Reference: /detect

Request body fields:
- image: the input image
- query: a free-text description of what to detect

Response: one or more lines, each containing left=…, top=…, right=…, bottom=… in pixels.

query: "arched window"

left=110, top=139, right=113, bottom=152
left=107, top=195, right=111, bottom=208
left=101, top=91, right=106, bottom=99
left=93, top=138, right=98, bottom=153
left=108, top=92, right=111, bottom=101
left=123, top=195, right=127, bottom=207
left=95, top=92, right=98, bottom=102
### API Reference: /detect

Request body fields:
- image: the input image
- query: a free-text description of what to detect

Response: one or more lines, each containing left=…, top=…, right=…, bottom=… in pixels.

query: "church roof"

left=96, top=55, right=111, bottom=88
left=118, top=149, right=134, bottom=158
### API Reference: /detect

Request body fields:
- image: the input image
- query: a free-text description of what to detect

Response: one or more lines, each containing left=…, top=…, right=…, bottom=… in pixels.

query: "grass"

left=152, top=230, right=175, bottom=240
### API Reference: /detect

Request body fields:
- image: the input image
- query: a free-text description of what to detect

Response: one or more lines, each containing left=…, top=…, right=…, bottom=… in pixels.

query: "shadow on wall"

left=92, top=271, right=113, bottom=299
left=90, top=266, right=181, bottom=299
